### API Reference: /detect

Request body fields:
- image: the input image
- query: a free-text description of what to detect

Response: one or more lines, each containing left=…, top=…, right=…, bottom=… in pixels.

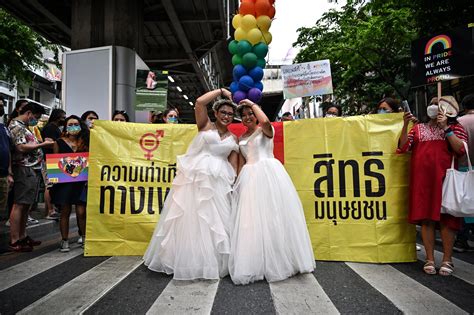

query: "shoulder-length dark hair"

left=61, top=115, right=90, bottom=152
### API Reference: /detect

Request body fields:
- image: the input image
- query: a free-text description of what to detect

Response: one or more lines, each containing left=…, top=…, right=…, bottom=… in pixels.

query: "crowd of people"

left=1, top=91, right=473, bottom=281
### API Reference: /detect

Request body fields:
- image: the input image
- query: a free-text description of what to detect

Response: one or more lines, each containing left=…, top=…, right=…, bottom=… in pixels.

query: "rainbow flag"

left=46, top=153, right=89, bottom=183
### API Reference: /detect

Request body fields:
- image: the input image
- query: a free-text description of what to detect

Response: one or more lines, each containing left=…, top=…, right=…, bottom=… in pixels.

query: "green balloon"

left=228, top=40, right=239, bottom=55
left=237, top=40, right=252, bottom=56
left=242, top=52, right=258, bottom=69
left=256, top=58, right=266, bottom=68
left=253, top=42, right=269, bottom=59
left=232, top=54, right=243, bottom=66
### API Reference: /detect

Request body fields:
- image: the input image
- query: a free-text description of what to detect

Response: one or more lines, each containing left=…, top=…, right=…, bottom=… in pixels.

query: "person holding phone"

left=397, top=96, right=467, bottom=276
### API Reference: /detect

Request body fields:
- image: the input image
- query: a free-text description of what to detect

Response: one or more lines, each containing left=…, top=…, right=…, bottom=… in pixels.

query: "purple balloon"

left=247, top=88, right=262, bottom=103
left=238, top=75, right=254, bottom=92
left=233, top=90, right=247, bottom=103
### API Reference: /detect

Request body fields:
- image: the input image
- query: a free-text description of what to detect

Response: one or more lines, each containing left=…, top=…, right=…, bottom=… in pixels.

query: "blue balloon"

left=233, top=65, right=247, bottom=81
left=238, top=75, right=254, bottom=92
left=254, top=81, right=264, bottom=91
left=248, top=67, right=264, bottom=82
left=230, top=81, right=239, bottom=94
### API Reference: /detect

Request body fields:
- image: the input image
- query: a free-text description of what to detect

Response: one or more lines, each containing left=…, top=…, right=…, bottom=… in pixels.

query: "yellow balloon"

left=241, top=14, right=257, bottom=31
left=247, top=28, right=263, bottom=45
left=232, top=14, right=242, bottom=29
left=256, top=15, right=271, bottom=32
left=234, top=28, right=247, bottom=41
left=261, top=31, right=272, bottom=44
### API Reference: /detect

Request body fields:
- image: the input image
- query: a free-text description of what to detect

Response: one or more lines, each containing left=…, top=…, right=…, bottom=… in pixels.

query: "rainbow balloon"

left=424, top=34, right=452, bottom=55
left=228, top=0, right=276, bottom=104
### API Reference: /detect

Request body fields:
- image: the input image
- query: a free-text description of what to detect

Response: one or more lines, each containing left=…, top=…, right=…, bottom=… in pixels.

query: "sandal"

left=423, top=260, right=436, bottom=275
left=439, top=261, right=454, bottom=276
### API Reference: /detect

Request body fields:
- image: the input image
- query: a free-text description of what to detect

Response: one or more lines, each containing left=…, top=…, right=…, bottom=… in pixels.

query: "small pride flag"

left=46, top=153, right=89, bottom=183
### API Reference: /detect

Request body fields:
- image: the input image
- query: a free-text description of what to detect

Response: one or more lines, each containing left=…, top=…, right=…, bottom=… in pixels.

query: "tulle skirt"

left=229, top=158, right=315, bottom=285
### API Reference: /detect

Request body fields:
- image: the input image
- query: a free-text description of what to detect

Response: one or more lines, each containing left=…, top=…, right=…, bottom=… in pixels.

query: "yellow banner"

left=284, top=113, right=416, bottom=263
left=85, top=121, right=197, bottom=256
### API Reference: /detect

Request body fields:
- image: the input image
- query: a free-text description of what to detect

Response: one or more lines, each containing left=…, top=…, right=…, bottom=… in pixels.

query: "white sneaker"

left=27, top=216, right=39, bottom=225
left=77, top=236, right=83, bottom=244
left=59, top=240, right=70, bottom=252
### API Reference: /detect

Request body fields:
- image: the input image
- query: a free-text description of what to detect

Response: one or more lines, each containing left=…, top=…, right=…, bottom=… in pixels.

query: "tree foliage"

left=0, top=8, right=60, bottom=88
left=294, top=0, right=474, bottom=114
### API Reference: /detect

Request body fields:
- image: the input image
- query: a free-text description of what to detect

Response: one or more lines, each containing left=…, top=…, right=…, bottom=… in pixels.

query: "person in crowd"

left=229, top=99, right=315, bottom=285
left=81, top=111, right=99, bottom=129
left=281, top=112, right=294, bottom=121
left=41, top=108, right=66, bottom=220
left=151, top=111, right=163, bottom=124
left=144, top=88, right=239, bottom=280
left=7, top=99, right=28, bottom=127
left=50, top=115, right=89, bottom=252
left=376, top=97, right=401, bottom=114
left=162, top=108, right=179, bottom=124
left=323, top=103, right=343, bottom=117
left=398, top=96, right=467, bottom=276
left=112, top=110, right=130, bottom=122
left=453, top=94, right=474, bottom=252
left=8, top=103, right=54, bottom=252
left=0, top=103, right=14, bottom=222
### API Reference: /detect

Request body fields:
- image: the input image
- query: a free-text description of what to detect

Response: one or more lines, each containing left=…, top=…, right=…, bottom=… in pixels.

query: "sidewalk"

left=0, top=203, right=78, bottom=253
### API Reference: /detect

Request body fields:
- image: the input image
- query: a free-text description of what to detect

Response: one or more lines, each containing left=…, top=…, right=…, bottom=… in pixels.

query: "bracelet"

left=444, top=127, right=453, bottom=134
left=446, top=131, right=454, bottom=137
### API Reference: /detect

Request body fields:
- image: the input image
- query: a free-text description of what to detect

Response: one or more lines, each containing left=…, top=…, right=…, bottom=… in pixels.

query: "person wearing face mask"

left=162, top=108, right=179, bottom=124
left=323, top=103, right=342, bottom=118
left=144, top=88, right=239, bottom=280
left=376, top=97, right=401, bottom=114
left=81, top=110, right=99, bottom=129
left=50, top=115, right=90, bottom=252
left=398, top=96, right=468, bottom=276
left=8, top=103, right=54, bottom=252
left=41, top=109, right=66, bottom=220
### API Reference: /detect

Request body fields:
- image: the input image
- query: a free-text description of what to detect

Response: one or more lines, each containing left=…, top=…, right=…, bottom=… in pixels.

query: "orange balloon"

left=241, top=0, right=256, bottom=2
left=268, top=5, right=275, bottom=18
left=269, top=0, right=275, bottom=3
left=239, top=1, right=255, bottom=16
left=255, top=0, right=271, bottom=17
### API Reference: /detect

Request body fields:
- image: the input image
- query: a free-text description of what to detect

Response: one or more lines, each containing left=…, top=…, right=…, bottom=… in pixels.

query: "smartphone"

left=402, top=100, right=411, bottom=113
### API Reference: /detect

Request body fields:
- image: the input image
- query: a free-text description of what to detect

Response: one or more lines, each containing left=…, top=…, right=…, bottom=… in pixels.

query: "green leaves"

left=0, top=9, right=60, bottom=87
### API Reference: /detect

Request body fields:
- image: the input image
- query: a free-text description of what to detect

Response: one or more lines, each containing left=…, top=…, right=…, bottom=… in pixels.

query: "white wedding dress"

left=229, top=127, right=315, bottom=285
left=143, top=128, right=238, bottom=280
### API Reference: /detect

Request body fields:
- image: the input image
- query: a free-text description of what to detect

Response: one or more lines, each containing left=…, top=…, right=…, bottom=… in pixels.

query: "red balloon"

left=255, top=0, right=271, bottom=17
left=239, top=1, right=255, bottom=15
left=267, top=5, right=275, bottom=18
left=241, top=0, right=256, bottom=2
left=269, top=0, right=275, bottom=3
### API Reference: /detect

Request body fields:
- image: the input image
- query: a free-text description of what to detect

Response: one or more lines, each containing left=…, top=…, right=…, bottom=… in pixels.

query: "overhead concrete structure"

left=0, top=0, right=239, bottom=122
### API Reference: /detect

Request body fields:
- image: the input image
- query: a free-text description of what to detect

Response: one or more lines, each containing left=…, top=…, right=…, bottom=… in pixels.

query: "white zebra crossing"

left=269, top=273, right=339, bottom=314
left=0, top=244, right=83, bottom=292
left=417, top=244, right=474, bottom=285
left=146, top=279, right=220, bottom=315
left=17, top=256, right=142, bottom=315
left=346, top=262, right=468, bottom=315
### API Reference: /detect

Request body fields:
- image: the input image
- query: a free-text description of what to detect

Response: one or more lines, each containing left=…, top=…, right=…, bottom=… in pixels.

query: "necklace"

left=213, top=123, right=229, bottom=139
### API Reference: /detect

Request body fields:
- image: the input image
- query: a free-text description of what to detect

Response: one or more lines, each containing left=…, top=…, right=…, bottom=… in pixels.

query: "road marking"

left=346, top=262, right=468, bottom=315
left=17, top=256, right=142, bottom=315
left=0, top=244, right=83, bottom=292
left=146, top=279, right=219, bottom=314
left=269, top=273, right=339, bottom=314
left=417, top=244, right=474, bottom=285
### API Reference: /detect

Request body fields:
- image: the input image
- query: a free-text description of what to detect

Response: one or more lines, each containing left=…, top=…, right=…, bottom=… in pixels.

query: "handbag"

left=441, top=142, right=474, bottom=217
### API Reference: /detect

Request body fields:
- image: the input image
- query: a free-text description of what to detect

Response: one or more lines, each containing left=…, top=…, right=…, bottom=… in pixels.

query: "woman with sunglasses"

left=228, top=99, right=315, bottom=285
left=144, top=88, right=239, bottom=280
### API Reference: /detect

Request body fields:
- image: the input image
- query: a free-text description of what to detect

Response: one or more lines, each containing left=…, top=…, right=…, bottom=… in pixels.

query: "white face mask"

left=427, top=105, right=439, bottom=119
left=325, top=114, right=337, bottom=118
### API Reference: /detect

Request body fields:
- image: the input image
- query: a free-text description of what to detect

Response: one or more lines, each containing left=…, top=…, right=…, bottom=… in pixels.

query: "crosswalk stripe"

left=269, top=273, right=339, bottom=314
left=16, top=256, right=142, bottom=315
left=0, top=244, right=83, bottom=292
left=346, top=262, right=468, bottom=315
left=417, top=244, right=474, bottom=285
left=146, top=279, right=220, bottom=315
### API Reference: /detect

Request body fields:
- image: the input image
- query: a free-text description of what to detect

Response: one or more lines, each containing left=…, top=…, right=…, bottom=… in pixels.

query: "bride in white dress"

left=229, top=99, right=315, bottom=285
left=143, top=88, right=239, bottom=280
